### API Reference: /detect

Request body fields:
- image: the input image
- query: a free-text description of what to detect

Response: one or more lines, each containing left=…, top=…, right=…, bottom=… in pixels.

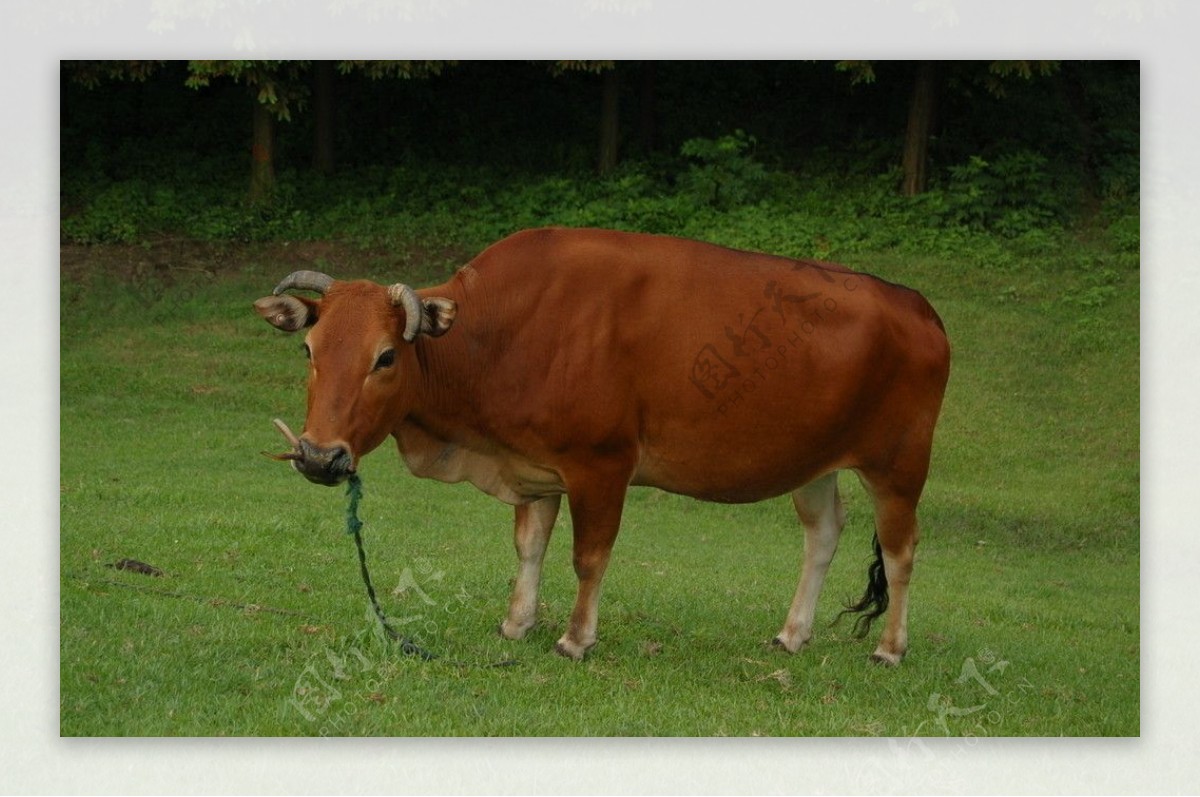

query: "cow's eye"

left=373, top=348, right=396, bottom=371
left=302, top=343, right=312, bottom=360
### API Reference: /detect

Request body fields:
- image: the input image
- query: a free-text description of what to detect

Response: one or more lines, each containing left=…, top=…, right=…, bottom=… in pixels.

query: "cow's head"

left=254, top=270, right=456, bottom=486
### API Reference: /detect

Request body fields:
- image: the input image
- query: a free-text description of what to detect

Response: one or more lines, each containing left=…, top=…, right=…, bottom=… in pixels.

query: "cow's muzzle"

left=264, top=418, right=356, bottom=487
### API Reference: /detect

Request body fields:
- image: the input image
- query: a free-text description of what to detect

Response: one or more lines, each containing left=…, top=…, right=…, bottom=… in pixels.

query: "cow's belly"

left=632, top=452, right=825, bottom=504
left=630, top=414, right=851, bottom=504
left=395, top=425, right=565, bottom=506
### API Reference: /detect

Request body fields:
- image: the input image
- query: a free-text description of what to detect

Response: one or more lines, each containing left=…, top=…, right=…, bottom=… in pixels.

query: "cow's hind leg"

left=868, top=492, right=919, bottom=665
left=500, top=494, right=561, bottom=641
left=845, top=475, right=922, bottom=666
left=773, top=472, right=846, bottom=653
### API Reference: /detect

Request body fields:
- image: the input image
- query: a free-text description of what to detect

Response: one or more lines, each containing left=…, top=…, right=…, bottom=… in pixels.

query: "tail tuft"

left=834, top=532, right=889, bottom=638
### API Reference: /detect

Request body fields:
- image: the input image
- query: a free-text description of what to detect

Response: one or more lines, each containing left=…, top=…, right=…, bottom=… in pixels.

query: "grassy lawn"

left=59, top=231, right=1138, bottom=736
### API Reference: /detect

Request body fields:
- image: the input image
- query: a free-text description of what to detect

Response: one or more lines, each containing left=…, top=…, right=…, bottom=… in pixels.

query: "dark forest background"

left=60, top=60, right=1139, bottom=259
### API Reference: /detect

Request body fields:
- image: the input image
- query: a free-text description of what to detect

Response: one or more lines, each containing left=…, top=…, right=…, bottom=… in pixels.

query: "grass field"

left=59, top=229, right=1139, bottom=737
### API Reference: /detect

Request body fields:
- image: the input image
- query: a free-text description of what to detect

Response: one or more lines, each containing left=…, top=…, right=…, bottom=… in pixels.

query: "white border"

left=11, top=0, right=1195, bottom=793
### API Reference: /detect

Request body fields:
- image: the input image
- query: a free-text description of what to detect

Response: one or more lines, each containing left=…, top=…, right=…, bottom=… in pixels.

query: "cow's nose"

left=294, top=439, right=356, bottom=486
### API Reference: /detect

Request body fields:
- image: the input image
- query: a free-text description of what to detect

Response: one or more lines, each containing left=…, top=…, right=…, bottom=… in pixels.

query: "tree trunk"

left=250, top=99, right=275, bottom=204
left=312, top=61, right=336, bottom=175
left=1058, top=61, right=1100, bottom=213
left=598, top=67, right=620, bottom=175
left=638, top=61, right=657, bottom=155
left=901, top=61, right=938, bottom=196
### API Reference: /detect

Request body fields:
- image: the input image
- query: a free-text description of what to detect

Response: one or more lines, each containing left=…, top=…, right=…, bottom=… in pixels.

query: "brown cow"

left=255, top=227, right=950, bottom=664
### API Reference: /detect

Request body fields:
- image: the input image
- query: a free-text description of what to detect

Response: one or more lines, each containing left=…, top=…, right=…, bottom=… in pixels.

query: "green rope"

left=345, top=473, right=365, bottom=536
left=345, top=474, right=435, bottom=660
left=345, top=473, right=517, bottom=668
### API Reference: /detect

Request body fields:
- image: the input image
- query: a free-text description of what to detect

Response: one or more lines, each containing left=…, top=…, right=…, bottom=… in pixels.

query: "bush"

left=932, top=150, right=1070, bottom=236
left=61, top=180, right=151, bottom=244
left=1105, top=213, right=1139, bottom=254
left=677, top=131, right=771, bottom=210
left=60, top=141, right=1116, bottom=271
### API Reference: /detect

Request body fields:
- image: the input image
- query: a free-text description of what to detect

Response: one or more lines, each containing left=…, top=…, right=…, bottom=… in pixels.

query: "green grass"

left=59, top=229, right=1138, bottom=737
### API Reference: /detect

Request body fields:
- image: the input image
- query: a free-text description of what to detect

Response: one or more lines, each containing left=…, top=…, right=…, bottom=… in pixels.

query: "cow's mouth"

left=263, top=418, right=356, bottom=487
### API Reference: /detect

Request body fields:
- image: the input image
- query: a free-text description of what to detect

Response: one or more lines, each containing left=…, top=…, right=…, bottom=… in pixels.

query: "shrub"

left=1105, top=213, right=1139, bottom=254
left=61, top=180, right=151, bottom=244
left=59, top=142, right=1112, bottom=268
left=935, top=150, right=1069, bottom=236
left=678, top=131, right=771, bottom=210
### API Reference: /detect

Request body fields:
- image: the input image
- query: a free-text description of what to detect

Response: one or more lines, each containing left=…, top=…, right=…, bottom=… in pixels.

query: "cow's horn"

left=273, top=270, right=334, bottom=296
left=388, top=283, right=424, bottom=343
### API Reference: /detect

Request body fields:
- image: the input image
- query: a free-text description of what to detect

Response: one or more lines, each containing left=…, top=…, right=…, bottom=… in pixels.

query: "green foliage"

left=338, top=60, right=454, bottom=79
left=60, top=180, right=151, bottom=244
left=833, top=60, right=1061, bottom=96
left=59, top=60, right=1137, bottom=253
left=929, top=150, right=1071, bottom=236
left=61, top=60, right=1137, bottom=229
left=185, top=60, right=312, bottom=120
left=678, top=131, right=771, bottom=210
left=59, top=168, right=302, bottom=244
left=982, top=60, right=1061, bottom=95
left=834, top=60, right=875, bottom=85
left=546, top=60, right=616, bottom=76
left=53, top=149, right=1099, bottom=256
left=64, top=60, right=166, bottom=88
left=1105, top=213, right=1139, bottom=254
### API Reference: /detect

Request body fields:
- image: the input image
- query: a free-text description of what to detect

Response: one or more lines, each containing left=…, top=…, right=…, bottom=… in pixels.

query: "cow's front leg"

left=500, top=494, right=561, bottom=640
left=555, top=472, right=629, bottom=660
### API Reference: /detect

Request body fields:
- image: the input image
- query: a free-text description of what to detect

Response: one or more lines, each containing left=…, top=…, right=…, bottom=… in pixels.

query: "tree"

left=62, top=61, right=168, bottom=162
left=548, top=61, right=618, bottom=175
left=185, top=60, right=451, bottom=196
left=184, top=60, right=311, bottom=204
left=637, top=61, right=658, bottom=156
left=599, top=67, right=620, bottom=175
left=63, top=60, right=165, bottom=89
left=312, top=61, right=337, bottom=175
left=836, top=60, right=1060, bottom=196
left=901, top=61, right=939, bottom=196
left=66, top=60, right=310, bottom=203
left=327, top=61, right=452, bottom=177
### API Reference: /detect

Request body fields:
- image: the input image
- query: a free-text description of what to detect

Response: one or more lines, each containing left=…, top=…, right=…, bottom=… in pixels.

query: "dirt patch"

left=60, top=238, right=244, bottom=291
left=60, top=237, right=474, bottom=286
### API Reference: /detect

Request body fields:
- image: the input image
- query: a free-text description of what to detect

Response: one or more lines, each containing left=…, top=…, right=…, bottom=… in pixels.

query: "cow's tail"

left=835, top=531, right=888, bottom=638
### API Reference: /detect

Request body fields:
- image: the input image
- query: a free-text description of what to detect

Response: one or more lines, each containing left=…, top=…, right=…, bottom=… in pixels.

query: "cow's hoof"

left=499, top=619, right=533, bottom=641
left=771, top=634, right=805, bottom=654
left=869, top=649, right=904, bottom=667
left=553, top=638, right=590, bottom=661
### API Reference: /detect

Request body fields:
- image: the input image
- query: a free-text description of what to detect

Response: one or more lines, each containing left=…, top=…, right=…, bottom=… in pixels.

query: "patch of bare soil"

left=60, top=237, right=474, bottom=287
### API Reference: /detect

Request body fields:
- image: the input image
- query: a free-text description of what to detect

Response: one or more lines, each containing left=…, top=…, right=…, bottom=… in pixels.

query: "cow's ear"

left=254, top=295, right=319, bottom=332
left=420, top=297, right=457, bottom=338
